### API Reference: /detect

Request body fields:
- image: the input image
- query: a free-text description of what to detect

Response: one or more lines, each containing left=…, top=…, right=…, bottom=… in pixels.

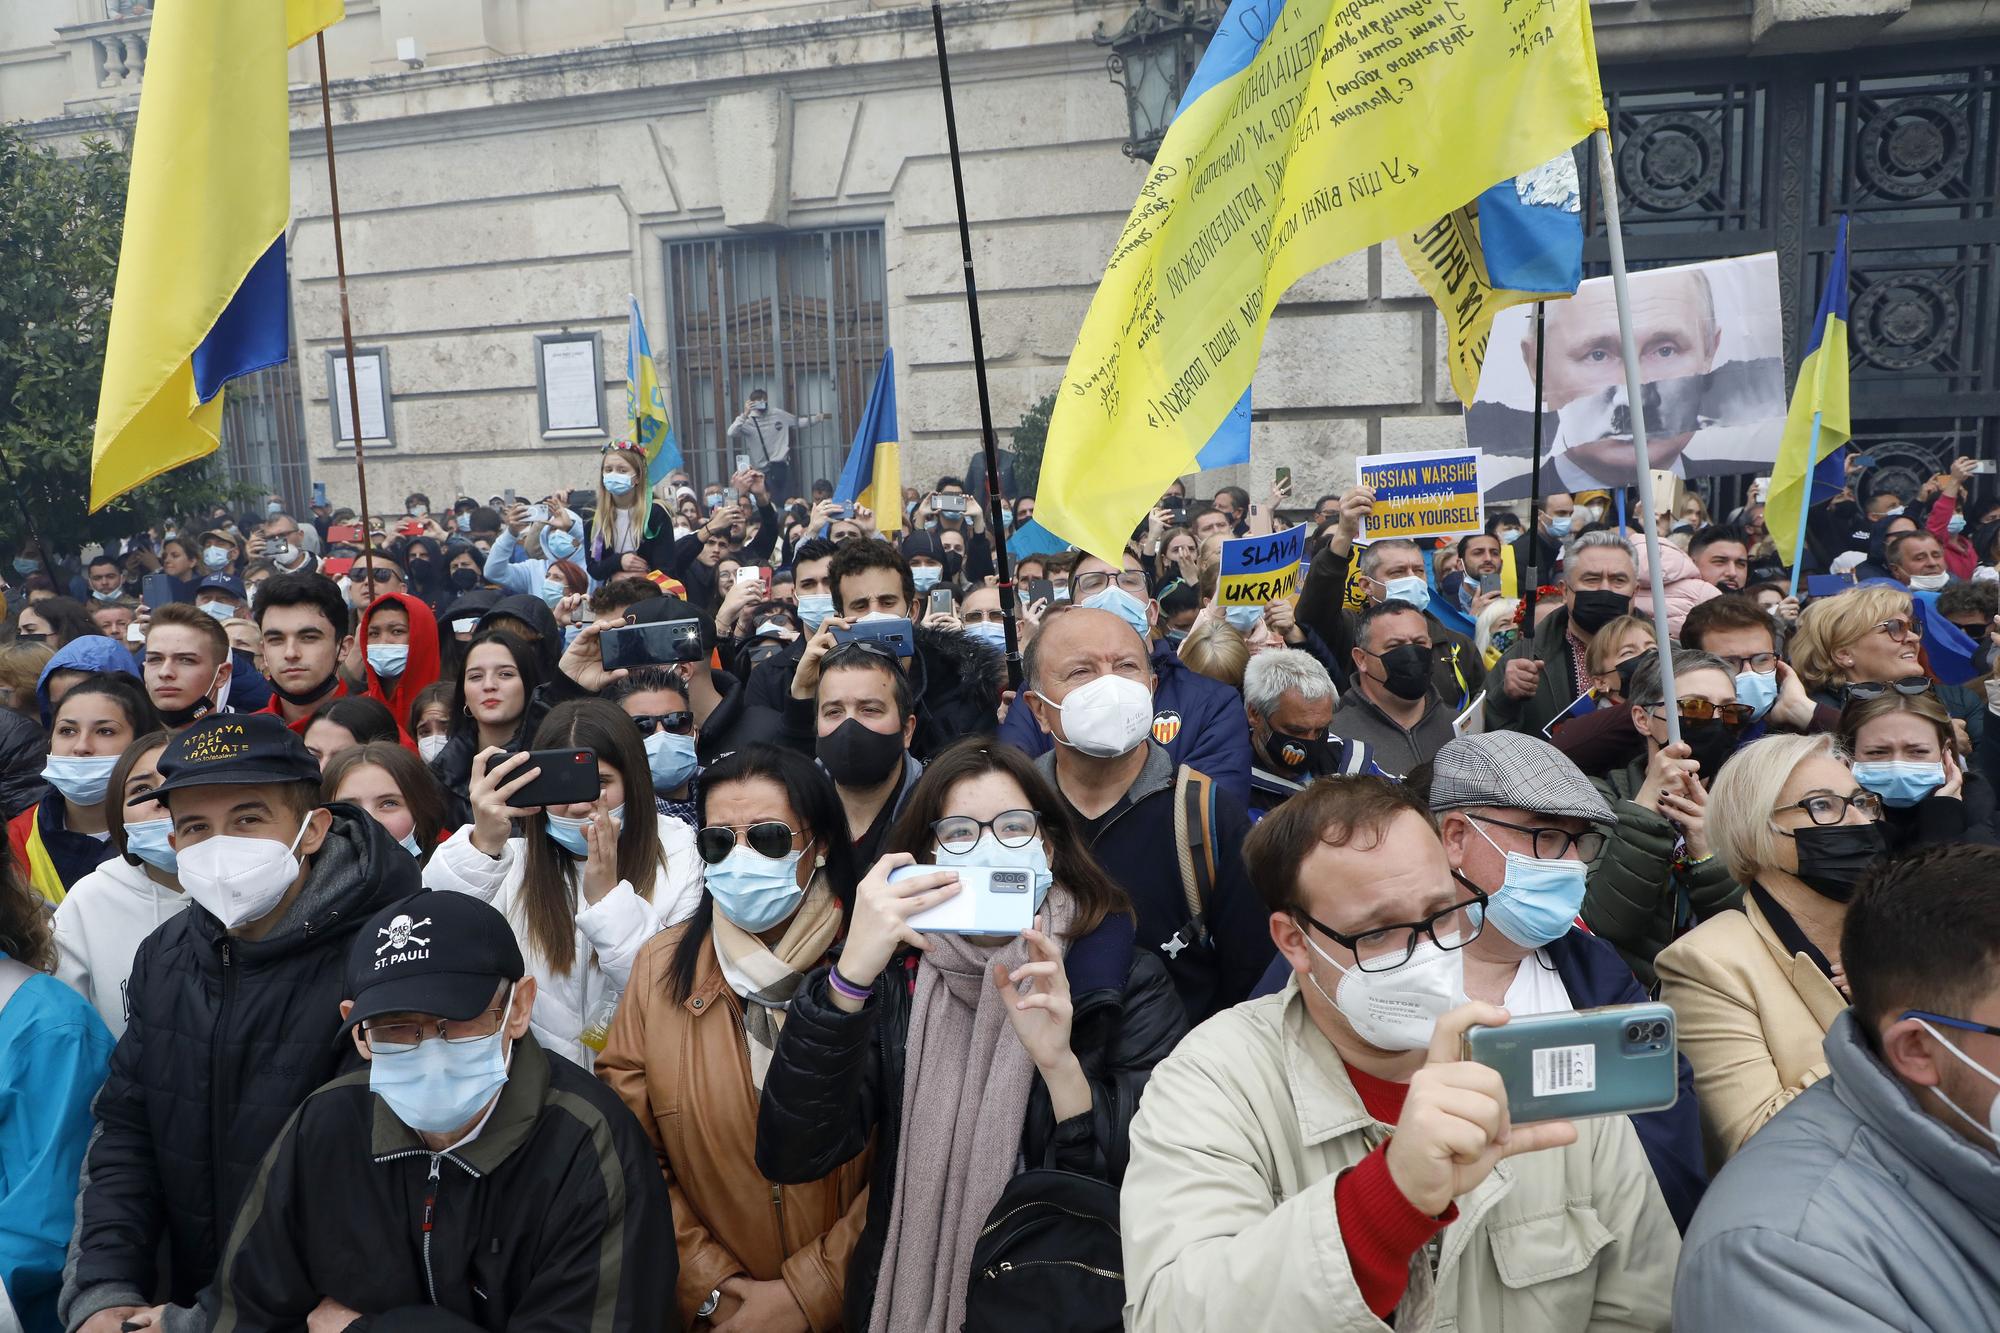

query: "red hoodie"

left=359, top=591, right=442, bottom=736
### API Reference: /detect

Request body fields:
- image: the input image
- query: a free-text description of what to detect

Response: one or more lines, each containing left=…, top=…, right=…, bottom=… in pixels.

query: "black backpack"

left=964, top=1168, right=1125, bottom=1333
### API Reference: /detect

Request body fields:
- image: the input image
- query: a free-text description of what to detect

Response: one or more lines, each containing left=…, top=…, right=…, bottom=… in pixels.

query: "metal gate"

left=219, top=359, right=311, bottom=517
left=1587, top=41, right=2000, bottom=508
left=663, top=227, right=888, bottom=495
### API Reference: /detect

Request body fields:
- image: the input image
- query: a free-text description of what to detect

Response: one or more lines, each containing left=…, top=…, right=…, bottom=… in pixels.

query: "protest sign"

left=1358, top=447, right=1483, bottom=540
left=1216, top=522, right=1308, bottom=607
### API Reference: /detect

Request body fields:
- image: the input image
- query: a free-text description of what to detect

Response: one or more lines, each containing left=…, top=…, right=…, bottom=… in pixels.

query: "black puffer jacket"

left=755, top=913, right=1186, bottom=1332
left=60, top=806, right=423, bottom=1329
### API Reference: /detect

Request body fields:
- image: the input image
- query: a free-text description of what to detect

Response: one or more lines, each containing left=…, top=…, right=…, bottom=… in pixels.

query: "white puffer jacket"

left=52, top=855, right=189, bottom=1039
left=422, top=813, right=703, bottom=1069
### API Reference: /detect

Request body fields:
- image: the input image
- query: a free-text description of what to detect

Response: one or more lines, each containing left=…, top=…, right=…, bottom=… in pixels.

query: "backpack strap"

left=0, top=956, right=35, bottom=1017
left=1168, top=765, right=1219, bottom=958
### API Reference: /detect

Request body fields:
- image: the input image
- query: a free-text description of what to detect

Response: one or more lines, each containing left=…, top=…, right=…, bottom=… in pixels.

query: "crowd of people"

left=1, top=436, right=1998, bottom=1332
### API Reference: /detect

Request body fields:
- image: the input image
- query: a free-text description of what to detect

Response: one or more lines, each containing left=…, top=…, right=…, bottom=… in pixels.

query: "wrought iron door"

left=1586, top=41, right=2000, bottom=507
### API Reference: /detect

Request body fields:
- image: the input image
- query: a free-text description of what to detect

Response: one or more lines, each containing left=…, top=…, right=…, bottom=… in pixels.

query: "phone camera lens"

left=1651, top=1021, right=1669, bottom=1041
left=1624, top=1023, right=1644, bottom=1042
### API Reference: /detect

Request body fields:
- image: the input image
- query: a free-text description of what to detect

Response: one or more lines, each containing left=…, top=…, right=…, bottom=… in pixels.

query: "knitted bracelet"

left=827, top=967, right=872, bottom=1002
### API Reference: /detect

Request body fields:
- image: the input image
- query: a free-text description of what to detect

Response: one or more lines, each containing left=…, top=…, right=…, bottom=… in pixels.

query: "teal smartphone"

left=1464, top=1003, right=1678, bottom=1125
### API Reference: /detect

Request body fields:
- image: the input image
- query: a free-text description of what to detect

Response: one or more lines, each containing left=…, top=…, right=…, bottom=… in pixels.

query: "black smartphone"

left=1160, top=495, right=1186, bottom=515
left=484, top=748, right=600, bottom=808
left=141, top=572, right=180, bottom=608
left=1023, top=578, right=1054, bottom=607
left=832, top=616, right=916, bottom=657
left=600, top=618, right=705, bottom=670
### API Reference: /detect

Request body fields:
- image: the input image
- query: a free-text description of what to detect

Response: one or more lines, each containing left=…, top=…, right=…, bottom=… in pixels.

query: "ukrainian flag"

left=1769, top=217, right=1851, bottom=586
left=627, top=295, right=680, bottom=488
left=89, top=0, right=344, bottom=511
left=834, top=350, right=901, bottom=535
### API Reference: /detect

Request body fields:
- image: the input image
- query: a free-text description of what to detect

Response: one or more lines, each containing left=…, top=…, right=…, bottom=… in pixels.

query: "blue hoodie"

left=34, top=636, right=141, bottom=726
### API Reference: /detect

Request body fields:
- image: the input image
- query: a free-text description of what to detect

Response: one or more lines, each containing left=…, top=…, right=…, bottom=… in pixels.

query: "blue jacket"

left=1251, top=925, right=1708, bottom=1232
left=0, top=956, right=114, bottom=1333
left=35, top=636, right=140, bottom=726
left=998, top=640, right=1251, bottom=804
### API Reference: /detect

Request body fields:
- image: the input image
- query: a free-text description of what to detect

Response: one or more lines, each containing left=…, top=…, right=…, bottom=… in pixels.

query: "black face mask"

left=450, top=567, right=481, bottom=590
left=266, top=671, right=339, bottom=709
left=816, top=717, right=906, bottom=789
left=1569, top=589, right=1633, bottom=634
left=1372, top=643, right=1433, bottom=701
left=1680, top=719, right=1742, bottom=782
left=1790, top=822, right=1887, bottom=902
left=1264, top=728, right=1332, bottom=779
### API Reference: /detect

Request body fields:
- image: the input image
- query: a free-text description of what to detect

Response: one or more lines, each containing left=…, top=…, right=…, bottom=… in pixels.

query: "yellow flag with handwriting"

left=1037, top=0, right=1607, bottom=561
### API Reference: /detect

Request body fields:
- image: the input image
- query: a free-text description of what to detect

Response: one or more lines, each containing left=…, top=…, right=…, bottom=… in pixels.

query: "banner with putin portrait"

left=1466, top=252, right=1787, bottom=502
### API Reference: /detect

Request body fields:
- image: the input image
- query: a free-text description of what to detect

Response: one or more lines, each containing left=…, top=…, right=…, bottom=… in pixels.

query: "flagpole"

left=1786, top=411, right=1822, bottom=600
left=316, top=33, right=377, bottom=584
left=927, top=0, right=1020, bottom=689
left=1592, top=129, right=1681, bottom=747
left=1522, top=301, right=1548, bottom=623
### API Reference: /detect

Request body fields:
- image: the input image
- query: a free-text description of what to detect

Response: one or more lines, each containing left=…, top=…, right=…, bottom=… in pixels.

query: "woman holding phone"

left=423, top=697, right=702, bottom=1069
left=427, top=629, right=545, bottom=827
left=757, top=738, right=1185, bottom=1332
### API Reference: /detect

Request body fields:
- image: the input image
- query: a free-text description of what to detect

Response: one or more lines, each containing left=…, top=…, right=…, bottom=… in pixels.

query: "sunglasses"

left=628, top=711, right=694, bottom=737
left=1841, top=678, right=1933, bottom=702
left=1644, top=697, right=1755, bottom=726
left=358, top=567, right=401, bottom=582
left=696, top=821, right=801, bottom=864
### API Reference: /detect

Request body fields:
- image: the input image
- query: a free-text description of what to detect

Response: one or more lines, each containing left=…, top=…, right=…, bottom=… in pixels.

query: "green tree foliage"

left=1009, top=388, right=1059, bottom=497
left=0, top=126, right=237, bottom=559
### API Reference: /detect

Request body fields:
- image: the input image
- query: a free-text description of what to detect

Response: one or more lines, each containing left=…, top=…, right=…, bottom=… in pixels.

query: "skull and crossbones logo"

left=375, top=914, right=432, bottom=955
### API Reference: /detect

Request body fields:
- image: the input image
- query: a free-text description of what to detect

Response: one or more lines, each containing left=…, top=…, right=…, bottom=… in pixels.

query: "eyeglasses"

left=1841, top=678, right=1933, bottom=702
left=1295, top=891, right=1487, bottom=972
left=931, top=809, right=1041, bottom=853
left=1715, top=652, right=1778, bottom=675
left=628, top=711, right=694, bottom=737
left=362, top=1004, right=507, bottom=1054
left=1644, top=697, right=1756, bottom=726
left=1870, top=617, right=1923, bottom=642
left=1901, top=1010, right=2000, bottom=1040
left=1071, top=570, right=1151, bottom=600
left=1466, top=813, right=1607, bottom=863
left=696, top=820, right=801, bottom=864
left=1774, top=789, right=1883, bottom=826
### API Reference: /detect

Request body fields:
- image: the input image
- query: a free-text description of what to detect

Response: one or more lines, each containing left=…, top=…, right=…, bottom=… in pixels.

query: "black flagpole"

left=1522, top=301, right=1547, bottom=624
left=928, top=0, right=1021, bottom=691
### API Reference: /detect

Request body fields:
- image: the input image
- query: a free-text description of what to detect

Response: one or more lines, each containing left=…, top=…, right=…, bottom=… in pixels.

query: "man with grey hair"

left=1243, top=648, right=1377, bottom=818
left=1486, top=528, right=1641, bottom=738
left=1294, top=487, right=1486, bottom=706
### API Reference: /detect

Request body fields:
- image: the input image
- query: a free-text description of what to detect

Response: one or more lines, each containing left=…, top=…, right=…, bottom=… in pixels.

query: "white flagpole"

left=1592, top=129, right=1682, bottom=747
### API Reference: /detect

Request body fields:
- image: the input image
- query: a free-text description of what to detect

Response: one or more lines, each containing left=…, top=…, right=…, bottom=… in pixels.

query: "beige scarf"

left=709, top=875, right=842, bottom=1090
left=868, top=891, right=1075, bottom=1333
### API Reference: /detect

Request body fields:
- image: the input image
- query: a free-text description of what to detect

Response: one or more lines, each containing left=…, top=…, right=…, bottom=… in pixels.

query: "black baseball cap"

left=341, top=891, right=525, bottom=1036
left=137, top=713, right=321, bottom=804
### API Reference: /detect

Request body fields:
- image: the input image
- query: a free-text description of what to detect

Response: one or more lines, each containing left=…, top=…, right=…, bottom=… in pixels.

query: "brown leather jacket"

left=598, top=923, right=871, bottom=1330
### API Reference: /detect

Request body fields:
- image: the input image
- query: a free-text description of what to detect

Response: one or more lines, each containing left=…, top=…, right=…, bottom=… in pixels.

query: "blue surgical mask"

left=1223, top=604, right=1263, bottom=632
left=1949, top=512, right=1968, bottom=535
left=198, top=600, right=235, bottom=623
left=397, top=831, right=424, bottom=858
left=1164, top=628, right=1189, bottom=646
left=93, top=588, right=123, bottom=602
left=1851, top=760, right=1945, bottom=809
left=933, top=832, right=1053, bottom=910
left=12, top=556, right=39, bottom=575
left=203, top=546, right=231, bottom=570
left=1547, top=515, right=1573, bottom=539
left=44, top=753, right=121, bottom=806
left=797, top=593, right=835, bottom=632
left=367, top=990, right=513, bottom=1133
left=965, top=620, right=1007, bottom=650
left=1083, top=585, right=1152, bottom=640
left=543, top=528, right=578, bottom=562
left=456, top=514, right=472, bottom=533
left=644, top=730, right=698, bottom=793
left=1886, top=506, right=1906, bottom=518
left=545, top=805, right=623, bottom=857
left=1381, top=574, right=1431, bottom=615
left=911, top=565, right=942, bottom=593
left=540, top=579, right=567, bottom=608
left=602, top=471, right=636, bottom=496
left=124, top=817, right=179, bottom=873
left=1734, top=668, right=1778, bottom=721
left=265, top=501, right=282, bottom=517
left=705, top=844, right=806, bottom=932
left=1499, top=528, right=1522, bottom=545
left=1468, top=824, right=1587, bottom=949
left=367, top=644, right=410, bottom=678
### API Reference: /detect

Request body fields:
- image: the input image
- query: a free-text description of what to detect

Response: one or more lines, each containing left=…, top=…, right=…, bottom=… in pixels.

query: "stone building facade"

left=6, top=0, right=1999, bottom=515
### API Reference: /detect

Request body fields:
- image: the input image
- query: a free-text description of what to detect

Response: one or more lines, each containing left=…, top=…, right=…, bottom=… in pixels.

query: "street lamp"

left=1097, top=0, right=1224, bottom=162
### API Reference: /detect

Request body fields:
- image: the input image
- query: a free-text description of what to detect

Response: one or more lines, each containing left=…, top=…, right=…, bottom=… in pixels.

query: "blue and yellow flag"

left=627, top=296, right=680, bottom=487
left=1769, top=217, right=1851, bottom=579
left=89, top=0, right=344, bottom=511
left=835, top=350, right=902, bottom=535
left=1036, top=0, right=1606, bottom=560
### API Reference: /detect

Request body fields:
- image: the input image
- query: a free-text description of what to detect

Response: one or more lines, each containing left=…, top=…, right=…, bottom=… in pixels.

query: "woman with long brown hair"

left=424, top=697, right=702, bottom=1069
left=756, top=737, right=1187, bottom=1333
left=1840, top=685, right=1997, bottom=851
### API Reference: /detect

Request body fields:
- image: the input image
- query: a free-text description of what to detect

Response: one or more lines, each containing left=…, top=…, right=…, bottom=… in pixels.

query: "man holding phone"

left=727, top=389, right=829, bottom=508
left=1121, top=777, right=1678, bottom=1330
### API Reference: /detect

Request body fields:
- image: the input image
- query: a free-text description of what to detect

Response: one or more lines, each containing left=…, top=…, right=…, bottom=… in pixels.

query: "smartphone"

left=503, top=487, right=516, bottom=508
left=312, top=481, right=329, bottom=508
left=268, top=540, right=291, bottom=559
left=926, top=586, right=955, bottom=617
left=525, top=503, right=552, bottom=524
left=1478, top=572, right=1503, bottom=596
left=328, top=524, right=362, bottom=544
left=935, top=493, right=968, bottom=515
left=398, top=520, right=424, bottom=537
left=735, top=453, right=751, bottom=473
left=483, top=748, right=600, bottom=809
left=831, top=616, right=916, bottom=657
left=1023, top=578, right=1054, bottom=607
left=736, top=566, right=769, bottom=589
left=1806, top=573, right=1855, bottom=598
left=1465, top=1003, right=1678, bottom=1125
left=897, top=863, right=1035, bottom=936
left=1850, top=454, right=1877, bottom=469
left=600, top=618, right=705, bottom=670
left=826, top=503, right=849, bottom=521
left=1275, top=466, right=1292, bottom=493
left=1972, top=459, right=1998, bottom=475
left=1160, top=495, right=1186, bottom=515
left=141, top=572, right=180, bottom=609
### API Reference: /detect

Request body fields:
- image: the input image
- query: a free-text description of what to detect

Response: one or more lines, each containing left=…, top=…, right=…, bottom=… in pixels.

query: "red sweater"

left=1336, top=1062, right=1459, bottom=1318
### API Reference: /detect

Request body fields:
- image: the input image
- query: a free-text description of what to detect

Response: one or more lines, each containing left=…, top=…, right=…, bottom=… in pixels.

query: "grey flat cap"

left=1429, top=731, right=1614, bottom=824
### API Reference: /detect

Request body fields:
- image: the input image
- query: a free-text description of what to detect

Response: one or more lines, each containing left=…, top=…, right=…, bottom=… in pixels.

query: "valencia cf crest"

left=1151, top=710, right=1182, bottom=745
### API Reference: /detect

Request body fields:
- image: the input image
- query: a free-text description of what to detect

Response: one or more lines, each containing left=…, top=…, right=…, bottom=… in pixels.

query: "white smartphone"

left=897, top=863, right=1035, bottom=936
left=1971, top=460, right=1998, bottom=475
left=735, top=453, right=751, bottom=473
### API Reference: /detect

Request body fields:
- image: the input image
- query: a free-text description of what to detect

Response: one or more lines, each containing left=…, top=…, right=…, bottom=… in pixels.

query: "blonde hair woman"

left=586, top=440, right=677, bottom=580
left=1177, top=616, right=1250, bottom=692
left=1789, top=585, right=1925, bottom=700
left=1657, top=732, right=1886, bottom=1167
